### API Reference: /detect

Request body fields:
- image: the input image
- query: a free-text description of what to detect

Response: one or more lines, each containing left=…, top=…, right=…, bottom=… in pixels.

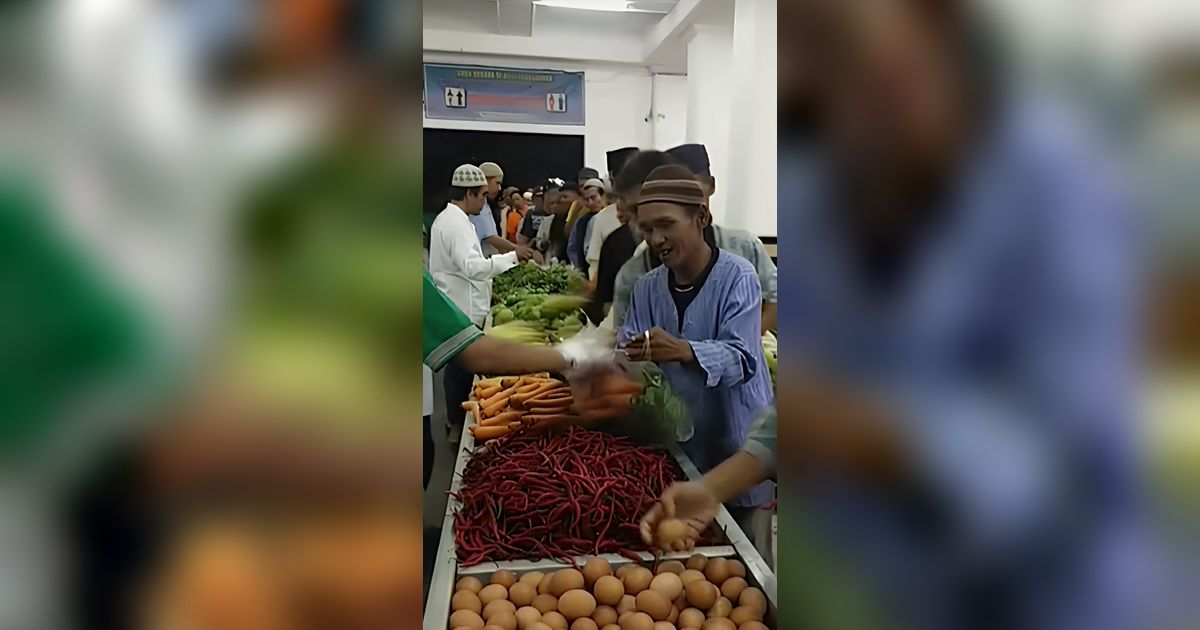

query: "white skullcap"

left=451, top=164, right=487, bottom=187
left=479, top=162, right=504, bottom=181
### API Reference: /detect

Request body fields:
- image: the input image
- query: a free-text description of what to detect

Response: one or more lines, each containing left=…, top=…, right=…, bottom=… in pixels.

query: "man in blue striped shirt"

left=619, top=165, right=776, bottom=533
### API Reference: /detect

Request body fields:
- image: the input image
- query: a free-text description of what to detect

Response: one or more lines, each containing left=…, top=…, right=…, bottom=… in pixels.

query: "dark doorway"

left=423, top=128, right=584, bottom=218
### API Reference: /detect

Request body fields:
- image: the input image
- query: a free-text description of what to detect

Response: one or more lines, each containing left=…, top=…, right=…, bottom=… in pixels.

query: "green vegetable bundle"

left=489, top=294, right=587, bottom=344
left=492, top=262, right=585, bottom=304
left=613, top=366, right=691, bottom=446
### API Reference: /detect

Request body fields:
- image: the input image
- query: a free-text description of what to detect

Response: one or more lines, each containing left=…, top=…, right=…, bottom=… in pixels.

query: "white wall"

left=721, top=0, right=777, bottom=237
left=651, top=74, right=688, bottom=149
left=422, top=52, right=653, bottom=178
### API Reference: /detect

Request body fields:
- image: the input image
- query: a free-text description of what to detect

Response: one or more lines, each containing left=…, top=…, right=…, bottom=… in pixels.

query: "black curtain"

left=423, top=128, right=584, bottom=217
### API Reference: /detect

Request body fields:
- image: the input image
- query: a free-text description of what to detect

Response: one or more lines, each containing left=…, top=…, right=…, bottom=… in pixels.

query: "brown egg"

left=559, top=589, right=598, bottom=621
left=720, top=577, right=747, bottom=602
left=582, top=557, right=613, bottom=588
left=726, top=560, right=746, bottom=579
left=634, top=590, right=672, bottom=621
left=685, top=554, right=707, bottom=572
left=484, top=599, right=517, bottom=621
left=521, top=571, right=547, bottom=587
left=594, top=575, right=625, bottom=607
left=678, top=607, right=706, bottom=628
left=673, top=592, right=688, bottom=611
left=615, top=564, right=638, bottom=580
left=492, top=570, right=519, bottom=589
left=616, top=594, right=637, bottom=615
left=707, top=597, right=732, bottom=619
left=454, top=589, right=483, bottom=614
left=679, top=570, right=706, bottom=587
left=685, top=580, right=718, bottom=610
left=532, top=594, right=559, bottom=614
left=458, top=576, right=485, bottom=594
left=619, top=611, right=654, bottom=630
left=551, top=570, right=586, bottom=597
left=490, top=611, right=519, bottom=630
left=516, top=606, right=542, bottom=628
left=649, top=573, right=684, bottom=601
left=539, top=572, right=555, bottom=595
left=542, top=610, right=568, bottom=629
left=703, top=558, right=731, bottom=585
left=480, top=584, right=510, bottom=606
left=571, top=619, right=599, bottom=630
left=450, top=609, right=486, bottom=629
left=622, top=567, right=654, bottom=595
left=485, top=625, right=506, bottom=630
left=700, top=619, right=735, bottom=630
left=737, top=588, right=766, bottom=616
left=657, top=560, right=685, bottom=575
left=527, top=623, right=553, bottom=630
left=668, top=606, right=680, bottom=624
left=510, top=582, right=538, bottom=607
left=601, top=626, right=621, bottom=630
left=655, top=518, right=690, bottom=551
left=737, top=622, right=768, bottom=630
left=728, top=605, right=762, bottom=626
left=653, top=623, right=675, bottom=630
left=592, top=605, right=618, bottom=626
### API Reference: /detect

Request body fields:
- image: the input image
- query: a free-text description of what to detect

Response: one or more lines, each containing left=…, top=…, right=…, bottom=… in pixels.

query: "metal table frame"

left=423, top=422, right=777, bottom=629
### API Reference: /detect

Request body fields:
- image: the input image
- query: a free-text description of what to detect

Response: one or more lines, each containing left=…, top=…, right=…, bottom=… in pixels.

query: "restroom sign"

left=444, top=87, right=466, bottom=108
left=546, top=93, right=567, bottom=112
left=425, top=63, right=584, bottom=125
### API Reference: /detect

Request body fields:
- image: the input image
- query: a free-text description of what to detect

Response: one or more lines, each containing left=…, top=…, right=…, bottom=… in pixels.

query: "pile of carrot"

left=461, top=373, right=574, bottom=443
left=461, top=372, right=647, bottom=443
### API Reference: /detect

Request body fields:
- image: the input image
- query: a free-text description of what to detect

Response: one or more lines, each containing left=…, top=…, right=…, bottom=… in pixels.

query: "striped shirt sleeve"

left=741, top=407, right=777, bottom=478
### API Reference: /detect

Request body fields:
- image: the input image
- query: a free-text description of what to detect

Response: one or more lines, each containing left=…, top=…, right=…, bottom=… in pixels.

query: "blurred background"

left=0, top=0, right=1196, bottom=628
left=776, top=0, right=1199, bottom=628
left=1, top=0, right=424, bottom=628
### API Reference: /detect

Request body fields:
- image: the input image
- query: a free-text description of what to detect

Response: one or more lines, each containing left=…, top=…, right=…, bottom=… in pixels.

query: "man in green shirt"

left=422, top=271, right=611, bottom=487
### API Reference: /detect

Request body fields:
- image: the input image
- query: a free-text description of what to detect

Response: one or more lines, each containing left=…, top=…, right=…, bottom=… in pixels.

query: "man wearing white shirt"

left=430, top=164, right=521, bottom=438
left=430, top=163, right=520, bottom=326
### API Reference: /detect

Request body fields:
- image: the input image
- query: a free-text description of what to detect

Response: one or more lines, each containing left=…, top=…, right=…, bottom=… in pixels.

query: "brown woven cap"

left=637, top=177, right=705, bottom=207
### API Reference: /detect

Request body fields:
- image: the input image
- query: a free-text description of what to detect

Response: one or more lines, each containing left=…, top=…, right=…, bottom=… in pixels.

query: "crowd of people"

left=423, top=143, right=781, bottom=558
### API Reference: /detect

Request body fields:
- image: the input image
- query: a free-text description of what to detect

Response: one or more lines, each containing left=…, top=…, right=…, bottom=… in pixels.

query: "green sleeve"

left=423, top=271, right=482, bottom=371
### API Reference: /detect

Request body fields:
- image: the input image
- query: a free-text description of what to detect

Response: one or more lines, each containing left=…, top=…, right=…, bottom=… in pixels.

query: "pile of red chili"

left=453, top=426, right=691, bottom=565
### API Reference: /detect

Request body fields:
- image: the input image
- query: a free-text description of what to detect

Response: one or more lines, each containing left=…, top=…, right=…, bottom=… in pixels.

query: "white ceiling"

left=423, top=0, right=734, bottom=73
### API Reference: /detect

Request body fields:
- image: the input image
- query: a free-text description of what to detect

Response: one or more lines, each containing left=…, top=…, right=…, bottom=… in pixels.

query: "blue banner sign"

left=424, top=63, right=585, bottom=126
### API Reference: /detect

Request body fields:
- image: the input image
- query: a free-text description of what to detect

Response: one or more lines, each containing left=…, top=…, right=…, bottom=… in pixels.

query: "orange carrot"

left=471, top=425, right=510, bottom=441
left=480, top=390, right=518, bottom=417
left=523, top=387, right=571, bottom=406
left=527, top=405, right=570, bottom=415
left=480, top=410, right=524, bottom=427
left=511, top=381, right=561, bottom=407
left=461, top=401, right=483, bottom=425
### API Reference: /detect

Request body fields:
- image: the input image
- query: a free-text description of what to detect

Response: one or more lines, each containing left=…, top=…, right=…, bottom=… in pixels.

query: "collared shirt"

left=619, top=251, right=775, bottom=507
left=469, top=199, right=500, bottom=256
left=568, top=210, right=597, bottom=272
left=586, top=204, right=621, bottom=281
left=430, top=203, right=518, bottom=325
left=610, top=224, right=778, bottom=328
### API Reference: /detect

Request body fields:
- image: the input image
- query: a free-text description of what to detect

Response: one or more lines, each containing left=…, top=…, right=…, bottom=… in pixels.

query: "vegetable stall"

left=424, top=264, right=777, bottom=629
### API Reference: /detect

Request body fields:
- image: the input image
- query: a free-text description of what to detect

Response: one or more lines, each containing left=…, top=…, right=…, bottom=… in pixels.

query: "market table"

left=423, top=411, right=778, bottom=629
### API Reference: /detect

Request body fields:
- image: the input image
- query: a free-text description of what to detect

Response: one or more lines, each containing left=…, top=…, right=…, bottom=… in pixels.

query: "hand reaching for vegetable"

left=640, top=480, right=720, bottom=552
left=622, top=327, right=695, bottom=364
